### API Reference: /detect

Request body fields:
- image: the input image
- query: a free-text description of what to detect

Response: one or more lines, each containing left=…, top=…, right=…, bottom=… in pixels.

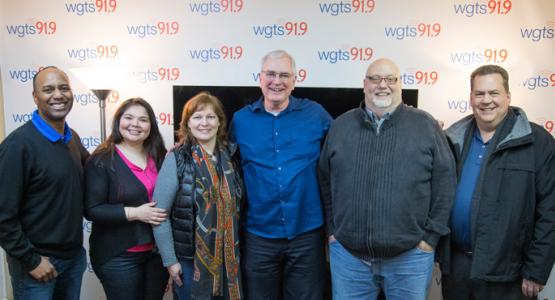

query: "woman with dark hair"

left=153, top=92, right=243, bottom=300
left=84, top=97, right=169, bottom=300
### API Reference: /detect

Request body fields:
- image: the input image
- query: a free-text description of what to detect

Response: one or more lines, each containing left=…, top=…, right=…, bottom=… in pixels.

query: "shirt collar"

left=365, top=106, right=392, bottom=123
left=471, top=125, right=494, bottom=146
left=31, top=110, right=72, bottom=144
left=250, top=96, right=302, bottom=113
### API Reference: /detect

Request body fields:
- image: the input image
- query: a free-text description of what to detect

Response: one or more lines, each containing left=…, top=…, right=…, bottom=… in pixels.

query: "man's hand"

left=29, top=256, right=57, bottom=282
left=522, top=278, right=544, bottom=298
left=167, top=263, right=183, bottom=287
left=328, top=235, right=336, bottom=244
left=417, top=240, right=434, bottom=253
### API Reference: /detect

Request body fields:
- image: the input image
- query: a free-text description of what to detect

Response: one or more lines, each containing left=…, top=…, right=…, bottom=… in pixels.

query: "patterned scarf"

left=190, top=144, right=243, bottom=299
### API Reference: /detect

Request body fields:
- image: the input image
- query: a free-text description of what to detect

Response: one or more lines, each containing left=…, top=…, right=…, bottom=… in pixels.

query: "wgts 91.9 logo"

left=318, top=0, right=375, bottom=16
left=317, top=47, right=373, bottom=64
left=188, top=45, right=244, bottom=62
left=453, top=0, right=512, bottom=17
left=522, top=71, right=555, bottom=90
left=400, top=70, right=439, bottom=86
left=67, top=45, right=119, bottom=61
left=5, top=20, right=56, bottom=37
left=450, top=48, right=508, bottom=66
left=131, top=67, right=181, bottom=83
left=384, top=22, right=441, bottom=40
left=252, top=21, right=308, bottom=39
left=7, top=66, right=45, bottom=83
left=127, top=20, right=179, bottom=38
left=188, top=0, right=244, bottom=16
left=520, top=22, right=554, bottom=42
left=65, top=0, right=117, bottom=16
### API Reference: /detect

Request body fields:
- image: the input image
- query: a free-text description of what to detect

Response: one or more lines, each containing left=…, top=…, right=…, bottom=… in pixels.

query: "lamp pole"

left=90, top=89, right=112, bottom=142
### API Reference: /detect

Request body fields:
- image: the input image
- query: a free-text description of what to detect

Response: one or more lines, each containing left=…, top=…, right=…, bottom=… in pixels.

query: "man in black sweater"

left=0, top=67, right=89, bottom=300
left=318, top=58, right=456, bottom=300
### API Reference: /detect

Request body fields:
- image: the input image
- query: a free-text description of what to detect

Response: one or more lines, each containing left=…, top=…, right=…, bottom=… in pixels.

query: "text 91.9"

left=35, top=21, right=56, bottom=35
left=158, top=112, right=173, bottom=126
left=158, top=68, right=180, bottom=81
left=96, top=0, right=117, bottom=12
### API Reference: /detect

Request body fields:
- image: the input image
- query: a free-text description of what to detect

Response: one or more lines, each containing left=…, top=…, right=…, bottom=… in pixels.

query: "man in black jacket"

left=0, top=67, right=89, bottom=300
left=442, top=64, right=555, bottom=299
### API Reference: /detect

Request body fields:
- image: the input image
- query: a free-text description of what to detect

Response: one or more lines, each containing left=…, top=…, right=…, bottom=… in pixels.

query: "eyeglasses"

left=366, top=75, right=398, bottom=85
left=262, top=71, right=294, bottom=81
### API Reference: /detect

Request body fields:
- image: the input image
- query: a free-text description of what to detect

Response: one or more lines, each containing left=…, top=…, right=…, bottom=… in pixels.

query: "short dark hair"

left=93, top=97, right=166, bottom=169
left=32, top=66, right=65, bottom=92
left=470, top=65, right=510, bottom=93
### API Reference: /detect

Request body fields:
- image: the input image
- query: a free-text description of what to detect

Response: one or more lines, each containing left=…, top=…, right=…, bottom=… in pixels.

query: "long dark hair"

left=93, top=97, right=166, bottom=169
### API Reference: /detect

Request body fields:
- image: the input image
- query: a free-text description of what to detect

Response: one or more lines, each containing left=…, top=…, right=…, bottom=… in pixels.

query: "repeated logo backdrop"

left=1, top=1, right=554, bottom=299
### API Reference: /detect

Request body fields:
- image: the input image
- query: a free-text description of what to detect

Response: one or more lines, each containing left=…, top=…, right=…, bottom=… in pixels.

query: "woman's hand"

left=125, top=202, right=167, bottom=225
left=168, top=263, right=183, bottom=287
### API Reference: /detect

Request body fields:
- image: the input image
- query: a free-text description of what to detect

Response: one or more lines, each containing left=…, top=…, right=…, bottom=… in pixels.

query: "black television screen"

left=173, top=85, right=418, bottom=134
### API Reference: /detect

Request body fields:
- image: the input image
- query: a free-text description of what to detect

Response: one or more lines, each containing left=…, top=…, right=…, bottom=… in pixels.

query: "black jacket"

left=172, top=144, right=196, bottom=259
left=442, top=107, right=555, bottom=285
left=84, top=152, right=157, bottom=267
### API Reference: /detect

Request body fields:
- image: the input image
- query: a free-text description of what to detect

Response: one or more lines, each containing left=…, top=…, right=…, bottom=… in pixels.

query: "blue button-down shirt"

left=230, top=96, right=332, bottom=239
left=31, top=110, right=73, bottom=144
left=451, top=129, right=489, bottom=251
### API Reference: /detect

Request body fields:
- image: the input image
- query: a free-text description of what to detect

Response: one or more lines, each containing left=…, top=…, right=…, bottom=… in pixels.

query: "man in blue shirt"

left=230, top=50, right=332, bottom=299
left=442, top=65, right=555, bottom=300
left=0, top=67, right=89, bottom=300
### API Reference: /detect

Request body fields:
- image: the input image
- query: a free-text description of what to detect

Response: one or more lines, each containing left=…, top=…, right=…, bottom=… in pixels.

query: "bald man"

left=318, top=58, right=456, bottom=300
left=0, top=67, right=89, bottom=300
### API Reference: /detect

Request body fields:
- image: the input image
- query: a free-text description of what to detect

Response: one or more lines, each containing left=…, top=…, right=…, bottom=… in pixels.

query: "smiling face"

left=32, top=68, right=74, bottom=129
left=363, top=58, right=402, bottom=116
left=118, top=104, right=151, bottom=146
left=470, top=73, right=511, bottom=132
left=187, top=104, right=220, bottom=145
left=260, top=56, right=296, bottom=112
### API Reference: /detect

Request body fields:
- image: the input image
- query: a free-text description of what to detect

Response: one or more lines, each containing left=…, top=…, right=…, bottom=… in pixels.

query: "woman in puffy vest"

left=153, top=92, right=243, bottom=300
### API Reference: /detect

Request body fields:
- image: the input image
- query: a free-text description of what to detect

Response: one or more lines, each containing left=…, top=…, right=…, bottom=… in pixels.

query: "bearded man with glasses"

left=318, top=58, right=456, bottom=300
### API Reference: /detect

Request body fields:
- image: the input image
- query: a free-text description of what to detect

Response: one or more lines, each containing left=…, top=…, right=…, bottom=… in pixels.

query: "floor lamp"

left=90, top=89, right=112, bottom=142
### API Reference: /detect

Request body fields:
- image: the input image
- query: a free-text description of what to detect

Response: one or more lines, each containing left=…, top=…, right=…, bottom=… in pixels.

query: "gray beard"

left=373, top=98, right=392, bottom=108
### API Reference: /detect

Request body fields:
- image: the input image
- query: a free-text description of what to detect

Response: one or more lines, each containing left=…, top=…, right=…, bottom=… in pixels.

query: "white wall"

left=1, top=1, right=554, bottom=299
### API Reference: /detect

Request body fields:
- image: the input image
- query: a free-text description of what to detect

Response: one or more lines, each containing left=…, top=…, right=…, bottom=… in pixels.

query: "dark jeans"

left=93, top=251, right=168, bottom=300
left=173, top=258, right=227, bottom=300
left=442, top=247, right=535, bottom=300
left=242, top=228, right=326, bottom=300
left=7, top=247, right=86, bottom=300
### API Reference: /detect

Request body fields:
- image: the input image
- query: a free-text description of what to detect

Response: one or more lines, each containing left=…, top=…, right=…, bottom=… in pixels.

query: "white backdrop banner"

left=1, top=1, right=554, bottom=299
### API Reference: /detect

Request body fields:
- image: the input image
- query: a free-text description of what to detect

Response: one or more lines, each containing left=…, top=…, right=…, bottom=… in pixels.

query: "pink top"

left=116, top=147, right=158, bottom=252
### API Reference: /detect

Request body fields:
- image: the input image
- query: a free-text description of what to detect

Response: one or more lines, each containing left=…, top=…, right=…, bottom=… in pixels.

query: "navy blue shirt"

left=31, top=110, right=73, bottom=144
left=451, top=129, right=489, bottom=251
left=230, top=96, right=332, bottom=239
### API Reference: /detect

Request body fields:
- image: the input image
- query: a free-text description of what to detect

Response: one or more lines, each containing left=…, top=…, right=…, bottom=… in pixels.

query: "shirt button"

left=275, top=132, right=278, bottom=136
left=278, top=167, right=282, bottom=171
left=478, top=155, right=483, bottom=158
left=276, top=149, right=280, bottom=153
left=281, top=218, right=285, bottom=222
